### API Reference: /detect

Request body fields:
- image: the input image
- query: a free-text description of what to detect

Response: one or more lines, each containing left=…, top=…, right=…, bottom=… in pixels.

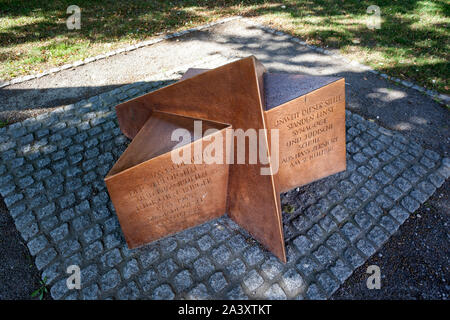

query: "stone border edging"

left=0, top=16, right=241, bottom=89
left=2, top=15, right=448, bottom=106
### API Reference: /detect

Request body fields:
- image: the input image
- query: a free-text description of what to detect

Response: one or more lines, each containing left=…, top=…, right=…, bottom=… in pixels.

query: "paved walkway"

left=1, top=19, right=448, bottom=155
left=0, top=18, right=448, bottom=299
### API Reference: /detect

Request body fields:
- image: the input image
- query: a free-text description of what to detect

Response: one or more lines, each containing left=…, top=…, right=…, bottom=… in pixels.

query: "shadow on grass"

left=0, top=0, right=448, bottom=92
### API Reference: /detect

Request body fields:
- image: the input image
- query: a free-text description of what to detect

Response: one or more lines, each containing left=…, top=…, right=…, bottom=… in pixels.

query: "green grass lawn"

left=0, top=0, right=448, bottom=94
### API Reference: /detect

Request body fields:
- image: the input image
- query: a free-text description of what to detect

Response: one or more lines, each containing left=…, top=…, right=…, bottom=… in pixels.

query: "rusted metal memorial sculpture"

left=104, top=56, right=346, bottom=263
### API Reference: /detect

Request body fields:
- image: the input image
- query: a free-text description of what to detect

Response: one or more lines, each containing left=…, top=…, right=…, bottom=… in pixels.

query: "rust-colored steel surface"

left=180, top=68, right=347, bottom=192
left=113, top=57, right=286, bottom=262
left=107, top=56, right=346, bottom=263
left=105, top=111, right=231, bottom=248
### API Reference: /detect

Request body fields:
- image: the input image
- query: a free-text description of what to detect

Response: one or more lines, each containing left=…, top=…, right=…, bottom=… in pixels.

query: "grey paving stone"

left=356, top=239, right=376, bottom=257
left=118, top=282, right=140, bottom=300
left=394, top=177, right=412, bottom=192
left=260, top=257, right=283, bottom=280
left=365, top=201, right=383, bottom=220
left=330, top=259, right=352, bottom=283
left=41, top=262, right=60, bottom=285
left=349, top=173, right=364, bottom=186
left=15, top=212, right=35, bottom=230
left=139, top=248, right=160, bottom=269
left=375, top=194, right=393, bottom=209
left=411, top=164, right=428, bottom=177
left=139, top=269, right=158, bottom=292
left=102, top=217, right=119, bottom=234
left=319, top=216, right=337, bottom=233
left=27, top=235, right=49, bottom=256
left=187, top=284, right=210, bottom=300
left=378, top=151, right=393, bottom=162
left=418, top=180, right=436, bottom=197
left=227, top=258, right=247, bottom=279
left=82, top=224, right=103, bottom=244
left=428, top=172, right=445, bottom=188
left=197, top=234, right=215, bottom=251
left=355, top=187, right=371, bottom=202
left=313, top=245, right=335, bottom=267
left=81, top=264, right=99, bottom=284
left=410, top=189, right=428, bottom=203
left=343, top=197, right=362, bottom=212
left=50, top=223, right=69, bottom=242
left=173, top=270, right=193, bottom=292
left=82, top=283, right=100, bottom=300
left=9, top=203, right=26, bottom=219
left=264, top=283, right=286, bottom=299
left=243, top=270, right=264, bottom=292
left=401, top=196, right=420, bottom=213
left=193, top=257, right=214, bottom=279
left=211, top=245, right=231, bottom=265
left=157, top=258, right=179, bottom=279
left=4, top=193, right=23, bottom=207
left=389, top=206, right=410, bottom=224
left=304, top=205, right=323, bottom=222
left=60, top=208, right=75, bottom=222
left=35, top=247, right=57, bottom=270
left=353, top=153, right=368, bottom=164
left=228, top=234, right=249, bottom=253
left=358, top=164, right=374, bottom=178
left=420, top=156, right=436, bottom=169
left=281, top=268, right=304, bottom=296
left=41, top=216, right=59, bottom=232
left=50, top=278, right=70, bottom=299
left=326, top=233, right=347, bottom=253
left=122, top=259, right=140, bottom=280
left=341, top=222, right=361, bottom=243
left=337, top=180, right=354, bottom=195
left=379, top=215, right=399, bottom=234
left=326, top=189, right=343, bottom=203
left=367, top=226, right=389, bottom=247
left=100, top=269, right=121, bottom=292
left=392, top=158, right=407, bottom=171
left=58, top=194, right=76, bottom=209
left=330, top=205, right=348, bottom=223
left=424, top=149, right=440, bottom=161
left=209, top=272, right=228, bottom=293
left=306, top=284, right=326, bottom=300
left=293, top=235, right=313, bottom=256
left=177, top=246, right=200, bottom=265
left=307, top=224, right=325, bottom=244
left=159, top=237, right=177, bottom=254
left=317, top=272, right=339, bottom=295
left=365, top=179, right=380, bottom=193
left=296, top=256, right=319, bottom=278
left=84, top=240, right=103, bottom=260
left=243, top=245, right=265, bottom=266
left=101, top=248, right=122, bottom=268
left=72, top=215, right=90, bottom=232
left=374, top=171, right=391, bottom=185
left=152, top=284, right=175, bottom=300
left=226, top=285, right=248, bottom=300
left=20, top=222, right=39, bottom=241
left=292, top=215, right=311, bottom=233
left=104, top=232, right=121, bottom=249
left=354, top=211, right=373, bottom=230
left=383, top=185, right=403, bottom=201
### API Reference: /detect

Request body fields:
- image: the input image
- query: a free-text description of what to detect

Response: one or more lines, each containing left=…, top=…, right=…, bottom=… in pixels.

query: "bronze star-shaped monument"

left=105, top=56, right=346, bottom=263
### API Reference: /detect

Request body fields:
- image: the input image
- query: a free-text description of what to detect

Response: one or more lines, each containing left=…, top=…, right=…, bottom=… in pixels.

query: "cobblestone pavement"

left=0, top=55, right=448, bottom=300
